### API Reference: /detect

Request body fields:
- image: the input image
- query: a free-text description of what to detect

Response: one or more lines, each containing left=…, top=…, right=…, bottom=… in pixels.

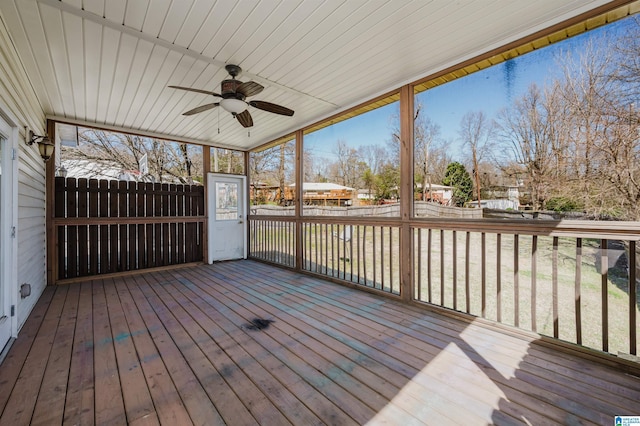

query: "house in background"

left=286, top=182, right=355, bottom=207
left=414, top=183, right=454, bottom=205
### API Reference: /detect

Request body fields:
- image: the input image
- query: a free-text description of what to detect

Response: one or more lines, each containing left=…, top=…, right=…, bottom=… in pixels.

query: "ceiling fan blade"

left=169, top=85, right=221, bottom=97
left=182, top=103, right=219, bottom=116
left=236, top=81, right=264, bottom=97
left=234, top=110, right=253, bottom=128
left=249, top=100, right=294, bottom=116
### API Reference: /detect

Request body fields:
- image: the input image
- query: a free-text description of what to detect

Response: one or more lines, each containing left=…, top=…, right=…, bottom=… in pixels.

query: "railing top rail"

left=410, top=218, right=640, bottom=240
left=251, top=215, right=640, bottom=240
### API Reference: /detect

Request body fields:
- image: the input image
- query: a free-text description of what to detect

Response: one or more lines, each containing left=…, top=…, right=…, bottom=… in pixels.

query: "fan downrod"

left=225, top=64, right=242, bottom=78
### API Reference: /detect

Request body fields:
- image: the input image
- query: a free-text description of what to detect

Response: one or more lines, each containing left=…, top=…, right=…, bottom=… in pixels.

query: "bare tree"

left=65, top=129, right=202, bottom=183
left=413, top=105, right=445, bottom=201
left=357, top=144, right=387, bottom=176
left=495, top=85, right=561, bottom=210
left=331, top=140, right=363, bottom=188
left=459, top=111, right=495, bottom=205
left=211, top=148, right=244, bottom=175
left=249, top=141, right=295, bottom=205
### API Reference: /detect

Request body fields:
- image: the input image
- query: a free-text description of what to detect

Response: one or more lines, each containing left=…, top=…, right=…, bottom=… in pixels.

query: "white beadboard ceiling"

left=0, top=0, right=618, bottom=151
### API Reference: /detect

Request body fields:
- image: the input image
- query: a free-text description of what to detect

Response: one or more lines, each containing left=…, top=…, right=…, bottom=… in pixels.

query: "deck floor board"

left=1, top=260, right=639, bottom=425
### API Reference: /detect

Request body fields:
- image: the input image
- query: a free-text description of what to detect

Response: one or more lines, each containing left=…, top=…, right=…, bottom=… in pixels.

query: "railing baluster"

left=274, top=220, right=278, bottom=263
left=265, top=220, right=273, bottom=261
left=531, top=235, right=537, bottom=332
left=465, top=232, right=470, bottom=314
left=453, top=230, right=457, bottom=311
left=381, top=226, right=385, bottom=290
left=629, top=240, right=637, bottom=355
left=351, top=225, right=355, bottom=282
left=290, top=221, right=294, bottom=266
left=389, top=226, right=393, bottom=292
left=552, top=236, right=559, bottom=338
left=417, top=229, right=422, bottom=301
left=496, top=233, right=501, bottom=322
left=373, top=226, right=377, bottom=289
left=337, top=224, right=342, bottom=279
left=329, top=224, right=334, bottom=277
left=314, top=223, right=318, bottom=272
left=576, top=238, right=583, bottom=345
left=363, top=226, right=368, bottom=286
left=440, top=229, right=445, bottom=306
left=481, top=232, right=486, bottom=317
left=601, top=239, right=609, bottom=353
left=323, top=223, right=327, bottom=274
left=304, top=223, right=311, bottom=271
left=275, top=220, right=278, bottom=263
left=357, top=225, right=361, bottom=284
left=514, top=234, right=519, bottom=328
left=266, top=220, right=270, bottom=262
left=427, top=228, right=432, bottom=304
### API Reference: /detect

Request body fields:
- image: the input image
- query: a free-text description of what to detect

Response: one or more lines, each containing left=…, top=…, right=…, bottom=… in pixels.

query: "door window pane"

left=216, top=182, right=238, bottom=220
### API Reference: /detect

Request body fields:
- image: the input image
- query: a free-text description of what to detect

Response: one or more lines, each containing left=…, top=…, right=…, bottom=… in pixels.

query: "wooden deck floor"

left=1, top=260, right=639, bottom=425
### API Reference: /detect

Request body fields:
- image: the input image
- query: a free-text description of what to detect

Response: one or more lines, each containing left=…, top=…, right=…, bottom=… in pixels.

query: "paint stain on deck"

left=243, top=318, right=274, bottom=331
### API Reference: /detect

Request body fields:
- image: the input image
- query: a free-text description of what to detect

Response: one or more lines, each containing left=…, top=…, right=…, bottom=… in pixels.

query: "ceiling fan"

left=169, top=64, right=294, bottom=128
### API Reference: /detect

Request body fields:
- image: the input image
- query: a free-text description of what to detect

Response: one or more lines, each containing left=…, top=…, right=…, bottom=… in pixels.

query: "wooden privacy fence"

left=54, top=177, right=205, bottom=280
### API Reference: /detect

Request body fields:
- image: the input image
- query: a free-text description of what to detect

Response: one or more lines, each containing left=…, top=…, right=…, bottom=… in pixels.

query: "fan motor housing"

left=221, top=79, right=244, bottom=99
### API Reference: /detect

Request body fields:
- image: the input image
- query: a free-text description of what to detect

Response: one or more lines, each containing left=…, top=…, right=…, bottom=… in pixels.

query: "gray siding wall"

left=0, top=11, right=47, bottom=330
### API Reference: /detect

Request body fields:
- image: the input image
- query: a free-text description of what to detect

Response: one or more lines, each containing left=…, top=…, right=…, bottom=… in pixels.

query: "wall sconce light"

left=26, top=128, right=55, bottom=161
left=56, top=165, right=68, bottom=178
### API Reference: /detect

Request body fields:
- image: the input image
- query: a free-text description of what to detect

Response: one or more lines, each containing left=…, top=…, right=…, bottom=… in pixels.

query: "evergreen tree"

left=442, top=162, right=473, bottom=206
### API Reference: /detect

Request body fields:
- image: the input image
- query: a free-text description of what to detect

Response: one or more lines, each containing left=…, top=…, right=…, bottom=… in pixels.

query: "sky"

left=304, top=14, right=636, bottom=165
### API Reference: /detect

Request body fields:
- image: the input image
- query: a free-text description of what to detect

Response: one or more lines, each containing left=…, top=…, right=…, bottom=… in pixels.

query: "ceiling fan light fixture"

left=220, top=98, right=247, bottom=114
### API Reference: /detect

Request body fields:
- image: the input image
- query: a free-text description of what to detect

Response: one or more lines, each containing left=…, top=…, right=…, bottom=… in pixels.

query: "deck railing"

left=250, top=215, right=639, bottom=357
left=301, top=222, right=400, bottom=295
left=249, top=218, right=296, bottom=267
left=412, top=220, right=639, bottom=357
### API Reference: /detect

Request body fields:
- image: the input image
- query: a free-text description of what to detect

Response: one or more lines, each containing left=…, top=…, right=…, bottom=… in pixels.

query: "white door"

left=207, top=174, right=246, bottom=262
left=0, top=116, right=15, bottom=352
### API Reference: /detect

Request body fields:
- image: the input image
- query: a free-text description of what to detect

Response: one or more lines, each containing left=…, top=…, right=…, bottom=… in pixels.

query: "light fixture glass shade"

left=38, top=138, right=55, bottom=161
left=219, top=98, right=247, bottom=113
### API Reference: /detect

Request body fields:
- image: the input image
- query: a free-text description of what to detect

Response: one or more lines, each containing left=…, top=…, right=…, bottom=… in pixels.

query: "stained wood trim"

left=399, top=84, right=413, bottom=302
left=46, top=119, right=56, bottom=285
left=295, top=129, right=304, bottom=270
left=53, top=216, right=205, bottom=225
left=252, top=215, right=640, bottom=240
left=54, top=262, right=203, bottom=285
left=301, top=90, right=400, bottom=138
left=410, top=218, right=640, bottom=240
left=412, top=0, right=638, bottom=91
left=629, top=241, right=637, bottom=355
left=47, top=116, right=244, bottom=152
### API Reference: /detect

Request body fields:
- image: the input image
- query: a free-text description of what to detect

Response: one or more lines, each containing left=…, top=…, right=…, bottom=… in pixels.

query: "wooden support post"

left=295, top=130, right=304, bottom=271
left=399, top=85, right=414, bottom=302
left=202, top=145, right=211, bottom=263
left=46, top=119, right=57, bottom=285
left=243, top=149, right=250, bottom=259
